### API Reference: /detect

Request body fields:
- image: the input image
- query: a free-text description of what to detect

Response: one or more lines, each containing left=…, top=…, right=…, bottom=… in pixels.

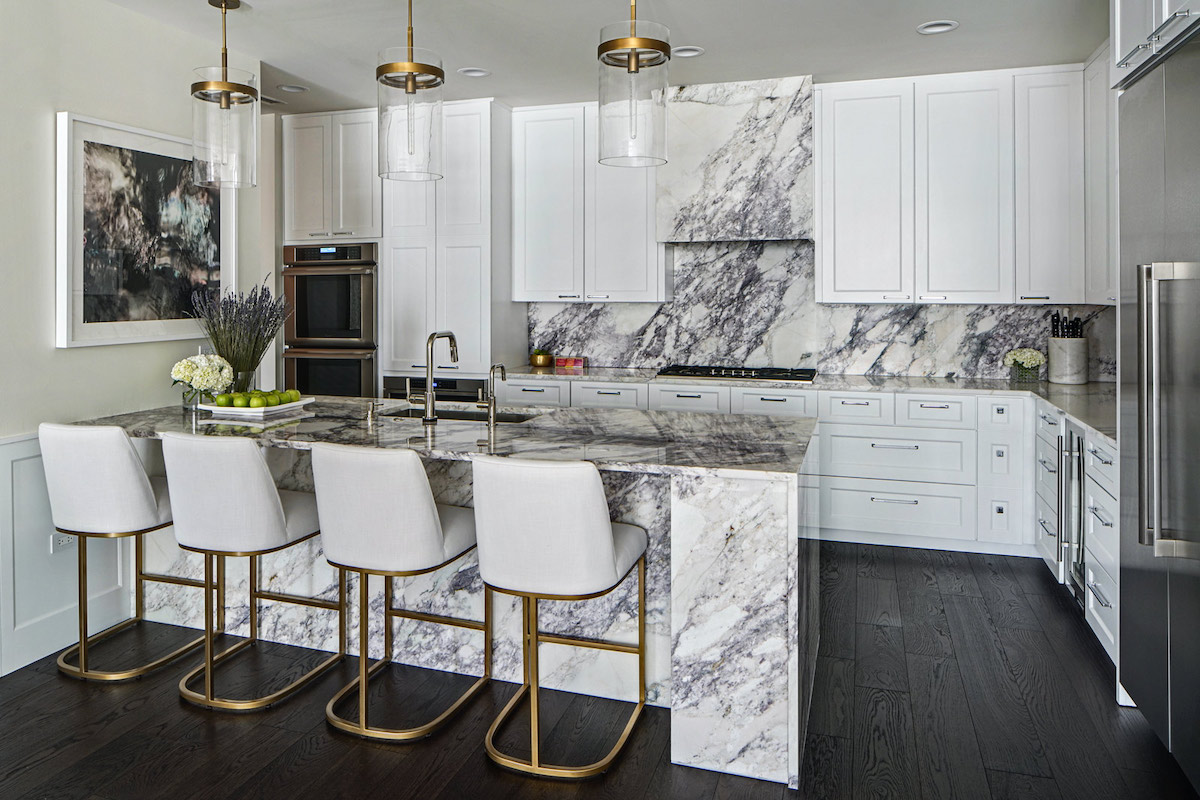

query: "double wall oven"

left=282, top=243, right=377, bottom=397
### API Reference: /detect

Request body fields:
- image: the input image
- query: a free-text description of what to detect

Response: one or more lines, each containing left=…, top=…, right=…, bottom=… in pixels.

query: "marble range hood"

left=656, top=75, right=813, bottom=243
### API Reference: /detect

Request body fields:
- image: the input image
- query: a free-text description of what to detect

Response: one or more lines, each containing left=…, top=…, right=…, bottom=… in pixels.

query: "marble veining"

left=657, top=77, right=814, bottom=242
left=528, top=241, right=1117, bottom=382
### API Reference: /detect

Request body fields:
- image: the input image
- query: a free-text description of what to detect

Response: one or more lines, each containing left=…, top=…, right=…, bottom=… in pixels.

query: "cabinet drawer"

left=1083, top=557, right=1118, bottom=663
left=978, top=432, right=1025, bottom=491
left=820, top=424, right=976, bottom=484
left=1034, top=433, right=1060, bottom=506
left=1084, top=475, right=1118, bottom=579
left=820, top=477, right=976, bottom=541
left=818, top=392, right=895, bottom=425
left=571, top=382, right=648, bottom=410
left=895, top=394, right=977, bottom=428
left=979, top=396, right=1027, bottom=431
left=1035, top=402, right=1063, bottom=447
left=1035, top=491, right=1059, bottom=553
left=977, top=489, right=1027, bottom=546
left=1084, top=435, right=1117, bottom=499
left=648, top=384, right=730, bottom=414
left=501, top=380, right=570, bottom=407
left=730, top=388, right=817, bottom=418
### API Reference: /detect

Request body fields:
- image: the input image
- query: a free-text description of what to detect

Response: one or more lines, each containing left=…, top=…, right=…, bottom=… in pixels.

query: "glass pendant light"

left=377, top=0, right=445, bottom=181
left=598, top=0, right=670, bottom=167
left=191, top=0, right=259, bottom=189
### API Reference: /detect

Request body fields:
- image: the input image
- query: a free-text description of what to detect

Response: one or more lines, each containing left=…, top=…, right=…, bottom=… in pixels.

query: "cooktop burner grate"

left=655, top=365, right=817, bottom=382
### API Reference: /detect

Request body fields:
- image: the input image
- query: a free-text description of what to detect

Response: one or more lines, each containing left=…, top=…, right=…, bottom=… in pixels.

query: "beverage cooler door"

left=283, top=348, right=376, bottom=398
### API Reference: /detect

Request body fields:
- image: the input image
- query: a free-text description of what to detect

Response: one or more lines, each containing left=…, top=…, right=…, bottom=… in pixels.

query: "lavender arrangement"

left=191, top=282, right=291, bottom=393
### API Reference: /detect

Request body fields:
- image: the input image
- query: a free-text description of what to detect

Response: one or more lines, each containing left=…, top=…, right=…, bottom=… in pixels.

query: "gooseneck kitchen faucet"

left=411, top=331, right=458, bottom=424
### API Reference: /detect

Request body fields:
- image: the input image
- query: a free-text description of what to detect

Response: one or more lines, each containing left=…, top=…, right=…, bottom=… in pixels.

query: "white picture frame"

left=55, top=112, right=238, bottom=348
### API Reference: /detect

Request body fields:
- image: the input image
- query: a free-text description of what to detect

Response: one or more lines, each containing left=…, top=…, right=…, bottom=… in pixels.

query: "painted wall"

left=529, top=241, right=1116, bottom=381
left=0, top=0, right=271, bottom=440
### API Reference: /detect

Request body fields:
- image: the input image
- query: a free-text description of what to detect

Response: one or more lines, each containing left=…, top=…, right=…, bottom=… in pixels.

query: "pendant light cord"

left=630, top=0, right=636, bottom=36
left=407, top=0, right=414, bottom=60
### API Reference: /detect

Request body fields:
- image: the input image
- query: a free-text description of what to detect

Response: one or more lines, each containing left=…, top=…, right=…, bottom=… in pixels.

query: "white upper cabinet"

left=1015, top=70, right=1084, bottom=304
left=1113, top=0, right=1199, bottom=86
left=512, top=105, right=586, bottom=302
left=379, top=240, right=434, bottom=373
left=512, top=103, right=670, bottom=303
left=283, top=109, right=381, bottom=242
left=816, top=80, right=915, bottom=304
left=383, top=180, right=436, bottom=241
left=916, top=72, right=1015, bottom=304
left=1085, top=44, right=1119, bottom=306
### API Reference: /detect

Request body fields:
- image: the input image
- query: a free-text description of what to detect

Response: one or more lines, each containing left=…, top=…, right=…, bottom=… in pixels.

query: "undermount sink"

left=384, top=408, right=536, bottom=424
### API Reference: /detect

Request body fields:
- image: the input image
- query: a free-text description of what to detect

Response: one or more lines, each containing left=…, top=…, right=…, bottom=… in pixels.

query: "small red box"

left=555, top=356, right=587, bottom=369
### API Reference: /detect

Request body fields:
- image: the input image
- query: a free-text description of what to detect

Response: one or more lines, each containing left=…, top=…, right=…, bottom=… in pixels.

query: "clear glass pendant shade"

left=191, top=66, right=258, bottom=189
left=377, top=46, right=444, bottom=181
left=598, top=19, right=669, bottom=167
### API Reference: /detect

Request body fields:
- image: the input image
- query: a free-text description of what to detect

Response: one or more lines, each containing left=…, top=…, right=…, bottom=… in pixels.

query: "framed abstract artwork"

left=55, top=113, right=238, bottom=348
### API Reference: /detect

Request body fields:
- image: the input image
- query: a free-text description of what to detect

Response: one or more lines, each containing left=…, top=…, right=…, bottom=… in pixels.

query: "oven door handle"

left=283, top=348, right=376, bottom=359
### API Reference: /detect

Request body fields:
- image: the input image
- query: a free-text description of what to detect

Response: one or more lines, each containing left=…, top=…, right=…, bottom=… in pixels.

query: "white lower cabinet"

left=818, top=391, right=895, bottom=424
left=819, top=424, right=976, bottom=485
left=730, top=387, right=817, bottom=417
left=1084, top=556, right=1119, bottom=662
left=648, top=384, right=730, bottom=414
left=820, top=477, right=977, bottom=541
left=500, top=380, right=570, bottom=407
left=1085, top=476, right=1119, bottom=578
left=571, top=382, right=648, bottom=410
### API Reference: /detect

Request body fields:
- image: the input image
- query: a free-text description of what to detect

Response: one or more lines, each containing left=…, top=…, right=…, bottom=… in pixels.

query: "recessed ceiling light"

left=916, top=19, right=959, bottom=35
left=276, top=83, right=309, bottom=93
left=457, top=67, right=492, bottom=78
left=672, top=45, right=705, bottom=58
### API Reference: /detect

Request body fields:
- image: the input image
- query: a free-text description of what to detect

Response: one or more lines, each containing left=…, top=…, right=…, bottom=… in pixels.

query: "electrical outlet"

left=51, top=532, right=76, bottom=554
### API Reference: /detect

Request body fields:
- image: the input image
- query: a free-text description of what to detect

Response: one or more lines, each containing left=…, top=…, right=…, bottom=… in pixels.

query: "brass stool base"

left=180, top=638, right=344, bottom=712
left=57, top=617, right=205, bottom=682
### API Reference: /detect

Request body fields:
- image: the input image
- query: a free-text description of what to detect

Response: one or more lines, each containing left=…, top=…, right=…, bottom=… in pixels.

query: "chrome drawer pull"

left=1087, top=582, right=1113, bottom=609
left=919, top=403, right=950, bottom=409
left=882, top=295, right=911, bottom=300
left=871, top=443, right=920, bottom=450
left=840, top=400, right=871, bottom=406
left=675, top=394, right=702, bottom=399
left=586, top=294, right=610, bottom=299
left=596, top=390, right=622, bottom=396
left=411, top=364, right=426, bottom=369
left=1117, top=42, right=1151, bottom=68
left=759, top=397, right=788, bottom=403
left=558, top=294, right=580, bottom=299
left=331, top=230, right=355, bottom=236
left=1021, top=295, right=1051, bottom=301
left=438, top=365, right=460, bottom=370
left=308, top=232, right=332, bottom=237
left=871, top=497, right=918, bottom=505
left=520, top=388, right=546, bottom=393
left=1150, top=9, right=1191, bottom=42
left=1038, top=458, right=1058, bottom=474
left=1038, top=518, right=1057, bottom=538
left=1040, top=413, right=1057, bottom=424
left=1088, top=447, right=1114, bottom=466
left=1088, top=506, right=1114, bottom=528
left=920, top=295, right=948, bottom=301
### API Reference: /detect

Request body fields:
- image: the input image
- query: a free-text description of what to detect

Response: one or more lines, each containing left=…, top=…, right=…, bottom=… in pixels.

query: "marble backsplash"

left=528, top=241, right=1116, bottom=381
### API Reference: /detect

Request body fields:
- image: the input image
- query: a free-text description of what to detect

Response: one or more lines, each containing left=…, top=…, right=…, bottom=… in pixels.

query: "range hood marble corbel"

left=656, top=75, right=813, bottom=244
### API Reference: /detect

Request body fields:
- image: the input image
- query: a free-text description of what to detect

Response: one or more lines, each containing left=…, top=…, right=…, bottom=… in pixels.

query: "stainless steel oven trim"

left=282, top=268, right=377, bottom=349
left=283, top=348, right=376, bottom=399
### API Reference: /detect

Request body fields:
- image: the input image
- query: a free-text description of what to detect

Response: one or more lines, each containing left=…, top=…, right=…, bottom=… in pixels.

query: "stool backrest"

left=310, top=443, right=447, bottom=573
left=471, top=455, right=617, bottom=596
left=38, top=423, right=159, bottom=534
left=160, top=432, right=288, bottom=553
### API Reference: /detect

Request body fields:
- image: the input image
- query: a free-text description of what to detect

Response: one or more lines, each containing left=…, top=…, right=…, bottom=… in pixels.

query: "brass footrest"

left=179, top=637, right=343, bottom=711
left=485, top=684, right=646, bottom=779
left=57, top=618, right=205, bottom=682
left=325, top=658, right=490, bottom=741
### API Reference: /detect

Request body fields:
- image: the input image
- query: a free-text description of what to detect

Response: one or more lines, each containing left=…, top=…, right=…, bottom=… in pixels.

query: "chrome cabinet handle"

left=1038, top=518, right=1057, bottom=538
left=1038, top=458, right=1058, bottom=474
left=586, top=294, right=610, bottom=299
left=882, top=295, right=911, bottom=300
left=840, top=400, right=871, bottom=406
left=920, top=295, right=948, bottom=301
left=1087, top=582, right=1113, bottom=609
left=759, top=397, right=788, bottom=403
left=558, top=294, right=580, bottom=299
left=520, top=387, right=546, bottom=393
left=1088, top=447, right=1114, bottom=466
left=1021, top=295, right=1051, bottom=301
left=871, top=443, right=920, bottom=450
left=308, top=232, right=332, bottom=237
left=919, top=403, right=950, bottom=409
left=331, top=231, right=355, bottom=236
left=1150, top=9, right=1191, bottom=42
left=871, top=496, right=919, bottom=505
left=596, top=390, right=622, bottom=396
left=1040, top=413, right=1057, bottom=425
left=675, top=394, right=702, bottom=399
left=411, top=364, right=426, bottom=369
left=438, top=365, right=460, bottom=370
left=1118, top=42, right=1151, bottom=68
left=1088, top=506, right=1114, bottom=528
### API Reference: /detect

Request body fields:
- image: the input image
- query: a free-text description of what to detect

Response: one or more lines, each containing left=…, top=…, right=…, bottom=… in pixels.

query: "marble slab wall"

left=528, top=241, right=1116, bottom=381
left=657, top=77, right=813, bottom=242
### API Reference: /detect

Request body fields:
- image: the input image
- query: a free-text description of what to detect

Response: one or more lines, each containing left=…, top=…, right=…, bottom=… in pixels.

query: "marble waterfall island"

left=83, top=398, right=819, bottom=787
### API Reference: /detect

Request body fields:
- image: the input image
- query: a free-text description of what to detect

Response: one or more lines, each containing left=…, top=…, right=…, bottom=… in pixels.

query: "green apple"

left=214, top=394, right=233, bottom=407
left=264, top=393, right=281, bottom=407
left=232, top=395, right=250, bottom=408
left=249, top=396, right=267, bottom=408
left=284, top=389, right=301, bottom=403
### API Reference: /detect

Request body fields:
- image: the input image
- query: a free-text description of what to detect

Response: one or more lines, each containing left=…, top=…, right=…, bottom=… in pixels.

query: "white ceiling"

left=106, top=0, right=1109, bottom=114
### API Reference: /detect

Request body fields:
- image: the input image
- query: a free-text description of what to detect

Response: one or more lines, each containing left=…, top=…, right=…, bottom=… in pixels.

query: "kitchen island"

left=83, top=398, right=818, bottom=787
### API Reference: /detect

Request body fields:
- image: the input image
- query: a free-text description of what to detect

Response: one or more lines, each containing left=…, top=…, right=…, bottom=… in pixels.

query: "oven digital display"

left=319, top=247, right=336, bottom=254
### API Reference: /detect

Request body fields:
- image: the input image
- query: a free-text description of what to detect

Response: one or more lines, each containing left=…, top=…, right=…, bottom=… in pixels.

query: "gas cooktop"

left=655, top=365, right=818, bottom=383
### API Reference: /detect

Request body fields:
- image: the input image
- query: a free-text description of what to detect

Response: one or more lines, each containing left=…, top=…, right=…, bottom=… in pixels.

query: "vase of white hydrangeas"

left=1003, top=348, right=1046, bottom=382
left=171, top=354, right=234, bottom=410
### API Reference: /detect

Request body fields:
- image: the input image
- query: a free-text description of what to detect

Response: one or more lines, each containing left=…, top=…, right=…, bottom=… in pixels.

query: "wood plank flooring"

left=1, top=543, right=1196, bottom=799
left=803, top=543, right=1199, bottom=800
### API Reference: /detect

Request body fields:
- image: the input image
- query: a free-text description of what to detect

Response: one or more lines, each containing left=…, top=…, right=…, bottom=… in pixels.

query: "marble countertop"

left=503, top=367, right=1117, bottom=440
left=82, top=398, right=816, bottom=480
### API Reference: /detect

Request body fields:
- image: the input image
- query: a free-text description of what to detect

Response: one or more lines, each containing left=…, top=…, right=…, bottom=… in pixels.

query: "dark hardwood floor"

left=1, top=543, right=1196, bottom=799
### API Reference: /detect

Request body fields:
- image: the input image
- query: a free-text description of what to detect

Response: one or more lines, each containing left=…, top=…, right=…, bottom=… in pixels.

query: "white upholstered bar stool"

left=38, top=423, right=207, bottom=681
left=310, top=443, right=492, bottom=741
left=160, top=432, right=347, bottom=711
left=471, top=455, right=648, bottom=779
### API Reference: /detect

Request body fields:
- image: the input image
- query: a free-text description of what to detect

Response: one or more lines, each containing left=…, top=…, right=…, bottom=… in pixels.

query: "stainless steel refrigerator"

left=1120, top=31, right=1200, bottom=792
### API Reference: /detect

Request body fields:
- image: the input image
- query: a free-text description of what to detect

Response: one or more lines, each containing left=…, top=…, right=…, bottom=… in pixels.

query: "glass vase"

left=233, top=371, right=255, bottom=394
left=1010, top=365, right=1041, bottom=383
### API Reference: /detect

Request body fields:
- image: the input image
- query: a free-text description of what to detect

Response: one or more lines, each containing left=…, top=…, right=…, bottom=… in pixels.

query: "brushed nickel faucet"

left=408, top=331, right=458, bottom=425
left=478, top=363, right=507, bottom=429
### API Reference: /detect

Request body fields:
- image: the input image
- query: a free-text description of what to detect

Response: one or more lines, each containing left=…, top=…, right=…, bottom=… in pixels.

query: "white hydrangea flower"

left=1003, top=348, right=1046, bottom=369
left=171, top=354, right=233, bottom=395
